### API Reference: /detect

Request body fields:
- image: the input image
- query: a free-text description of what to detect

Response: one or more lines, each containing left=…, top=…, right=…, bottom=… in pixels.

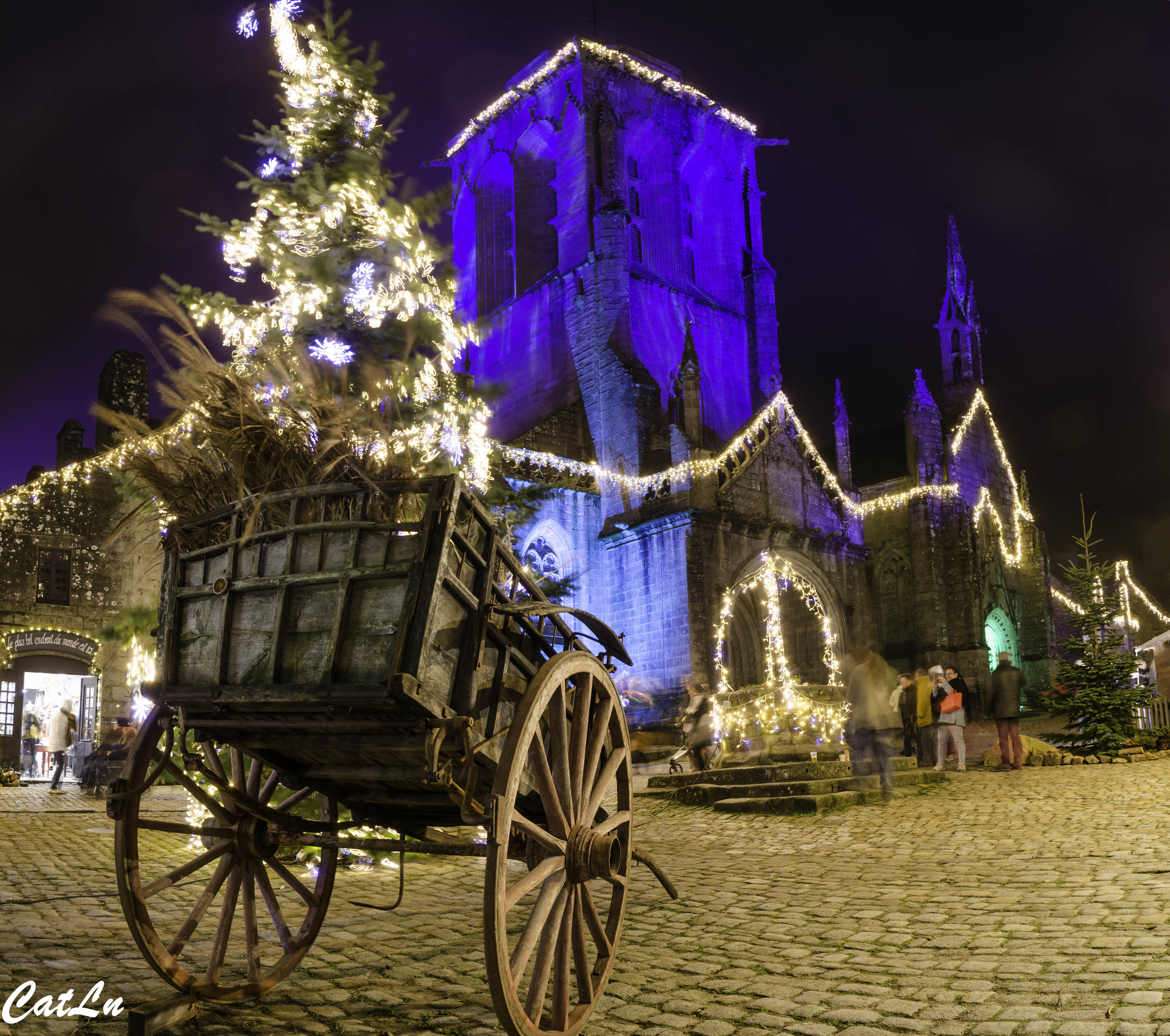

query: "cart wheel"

left=114, top=705, right=338, bottom=1003
left=485, top=652, right=633, bottom=1036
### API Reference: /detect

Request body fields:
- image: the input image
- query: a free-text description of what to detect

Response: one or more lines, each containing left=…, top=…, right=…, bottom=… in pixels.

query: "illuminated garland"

left=950, top=389, right=1034, bottom=565
left=1050, top=563, right=1167, bottom=634
left=446, top=38, right=757, bottom=158
left=504, top=385, right=961, bottom=517
left=1052, top=588, right=1085, bottom=615
left=1116, top=561, right=1170, bottom=627
left=711, top=553, right=848, bottom=746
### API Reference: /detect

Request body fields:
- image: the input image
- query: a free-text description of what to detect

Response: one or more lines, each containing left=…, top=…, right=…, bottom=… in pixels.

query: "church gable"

left=717, top=419, right=852, bottom=540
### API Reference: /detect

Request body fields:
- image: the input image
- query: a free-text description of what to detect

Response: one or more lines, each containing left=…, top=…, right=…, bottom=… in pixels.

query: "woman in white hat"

left=929, top=665, right=966, bottom=771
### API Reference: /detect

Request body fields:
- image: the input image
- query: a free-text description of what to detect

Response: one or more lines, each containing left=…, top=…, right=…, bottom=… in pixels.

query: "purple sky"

left=1, top=0, right=1168, bottom=609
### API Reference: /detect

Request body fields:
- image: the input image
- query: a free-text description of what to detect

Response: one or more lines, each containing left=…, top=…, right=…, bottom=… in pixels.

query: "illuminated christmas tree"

left=1047, top=501, right=1151, bottom=754
left=120, top=0, right=490, bottom=512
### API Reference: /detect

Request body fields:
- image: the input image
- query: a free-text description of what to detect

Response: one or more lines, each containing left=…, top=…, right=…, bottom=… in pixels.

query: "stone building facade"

left=0, top=352, right=162, bottom=768
left=447, top=42, right=1055, bottom=718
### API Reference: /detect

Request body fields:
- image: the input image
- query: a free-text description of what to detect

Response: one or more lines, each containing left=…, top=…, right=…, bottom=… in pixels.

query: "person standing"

left=930, top=665, right=967, bottom=771
left=985, top=651, right=1025, bottom=770
left=46, top=699, right=76, bottom=794
left=846, top=646, right=895, bottom=800
left=21, top=712, right=41, bottom=777
left=892, top=673, right=918, bottom=757
left=944, top=666, right=973, bottom=723
left=914, top=667, right=934, bottom=766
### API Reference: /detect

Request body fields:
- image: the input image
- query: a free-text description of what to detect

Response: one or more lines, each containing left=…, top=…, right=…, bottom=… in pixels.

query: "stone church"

left=445, top=40, right=1054, bottom=720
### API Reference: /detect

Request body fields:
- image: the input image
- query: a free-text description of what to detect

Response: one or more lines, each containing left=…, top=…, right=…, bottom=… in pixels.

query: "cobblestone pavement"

left=4, top=760, right=1170, bottom=1035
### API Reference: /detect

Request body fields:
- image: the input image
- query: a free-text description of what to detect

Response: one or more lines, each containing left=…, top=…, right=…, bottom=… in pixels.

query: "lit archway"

left=712, top=552, right=848, bottom=745
left=984, top=607, right=1019, bottom=670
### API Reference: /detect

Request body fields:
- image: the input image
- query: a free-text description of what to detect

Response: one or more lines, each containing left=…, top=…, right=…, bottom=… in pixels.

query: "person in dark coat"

left=985, top=651, right=1025, bottom=769
left=893, top=673, right=917, bottom=758
left=846, top=647, right=894, bottom=799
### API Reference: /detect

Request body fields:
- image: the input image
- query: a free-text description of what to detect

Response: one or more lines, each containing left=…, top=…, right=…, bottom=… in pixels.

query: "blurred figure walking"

left=846, top=646, right=895, bottom=800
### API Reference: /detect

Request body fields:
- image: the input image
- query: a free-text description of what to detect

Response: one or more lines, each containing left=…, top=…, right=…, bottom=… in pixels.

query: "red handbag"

left=939, top=690, right=962, bottom=714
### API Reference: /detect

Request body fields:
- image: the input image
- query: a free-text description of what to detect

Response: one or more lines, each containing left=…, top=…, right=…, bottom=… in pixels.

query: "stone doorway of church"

left=984, top=606, right=1019, bottom=672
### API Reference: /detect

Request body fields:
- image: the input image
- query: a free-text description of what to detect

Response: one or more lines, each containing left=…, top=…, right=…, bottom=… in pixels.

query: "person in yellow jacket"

left=914, top=667, right=934, bottom=766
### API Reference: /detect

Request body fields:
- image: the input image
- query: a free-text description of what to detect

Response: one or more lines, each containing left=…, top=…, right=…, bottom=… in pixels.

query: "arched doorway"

left=715, top=552, right=845, bottom=693
left=984, top=607, right=1019, bottom=671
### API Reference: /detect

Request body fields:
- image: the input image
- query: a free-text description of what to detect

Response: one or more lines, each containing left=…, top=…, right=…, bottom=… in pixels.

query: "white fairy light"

left=308, top=336, right=354, bottom=366
left=447, top=39, right=756, bottom=158
left=711, top=553, right=847, bottom=747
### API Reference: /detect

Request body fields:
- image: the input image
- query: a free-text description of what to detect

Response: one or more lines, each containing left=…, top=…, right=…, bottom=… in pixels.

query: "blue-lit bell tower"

left=447, top=41, right=781, bottom=490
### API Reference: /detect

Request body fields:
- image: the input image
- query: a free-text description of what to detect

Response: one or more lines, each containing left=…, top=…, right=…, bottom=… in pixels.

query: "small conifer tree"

left=1047, top=499, right=1151, bottom=754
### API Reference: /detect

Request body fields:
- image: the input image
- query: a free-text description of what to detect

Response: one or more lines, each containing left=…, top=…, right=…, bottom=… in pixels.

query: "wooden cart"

left=109, top=476, right=651, bottom=1036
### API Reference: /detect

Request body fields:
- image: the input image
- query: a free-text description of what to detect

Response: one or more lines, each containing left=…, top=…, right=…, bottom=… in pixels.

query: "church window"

left=685, top=248, right=695, bottom=282
left=513, top=151, right=558, bottom=293
left=683, top=210, right=693, bottom=237
left=630, top=225, right=643, bottom=263
left=474, top=182, right=514, bottom=317
left=681, top=182, right=691, bottom=202
left=876, top=552, right=912, bottom=655
left=523, top=536, right=562, bottom=582
left=950, top=328, right=963, bottom=382
left=628, top=186, right=640, bottom=216
left=626, top=155, right=638, bottom=180
left=36, top=548, right=71, bottom=605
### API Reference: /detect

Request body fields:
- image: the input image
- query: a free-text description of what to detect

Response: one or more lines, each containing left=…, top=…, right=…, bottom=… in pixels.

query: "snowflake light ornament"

left=308, top=336, right=355, bottom=366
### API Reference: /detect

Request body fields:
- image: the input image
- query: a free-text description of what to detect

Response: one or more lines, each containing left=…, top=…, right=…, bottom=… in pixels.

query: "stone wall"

left=0, top=478, right=162, bottom=724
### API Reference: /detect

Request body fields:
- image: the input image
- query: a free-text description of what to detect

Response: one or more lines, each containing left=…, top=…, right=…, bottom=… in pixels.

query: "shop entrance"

left=2, top=629, right=100, bottom=783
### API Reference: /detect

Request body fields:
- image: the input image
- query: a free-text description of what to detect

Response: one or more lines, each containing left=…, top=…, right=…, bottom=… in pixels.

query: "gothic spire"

left=833, top=378, right=849, bottom=425
left=671, top=319, right=703, bottom=446
left=679, top=317, right=700, bottom=375
left=909, top=368, right=939, bottom=412
left=937, top=214, right=984, bottom=405
left=833, top=379, right=853, bottom=490
left=946, top=213, right=969, bottom=318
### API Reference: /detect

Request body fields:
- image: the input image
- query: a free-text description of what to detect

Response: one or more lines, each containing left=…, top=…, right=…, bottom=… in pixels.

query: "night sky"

left=2, top=1, right=1167, bottom=611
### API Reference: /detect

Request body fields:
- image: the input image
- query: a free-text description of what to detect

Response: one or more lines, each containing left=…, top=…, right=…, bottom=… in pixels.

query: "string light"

left=446, top=39, right=756, bottom=158
left=1115, top=561, right=1170, bottom=627
left=1052, top=588, right=1085, bottom=615
left=504, top=385, right=960, bottom=518
left=711, top=553, right=848, bottom=747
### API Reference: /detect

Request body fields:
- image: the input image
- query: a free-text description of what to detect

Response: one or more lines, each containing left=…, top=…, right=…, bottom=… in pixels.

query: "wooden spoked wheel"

left=485, top=652, right=633, bottom=1036
left=114, top=706, right=338, bottom=1002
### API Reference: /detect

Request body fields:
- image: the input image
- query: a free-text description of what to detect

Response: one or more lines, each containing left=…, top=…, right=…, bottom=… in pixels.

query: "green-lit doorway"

left=984, top=607, right=1019, bottom=671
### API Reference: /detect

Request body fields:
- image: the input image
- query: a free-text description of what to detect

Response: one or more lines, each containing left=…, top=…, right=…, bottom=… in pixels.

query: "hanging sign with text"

left=4, top=629, right=99, bottom=664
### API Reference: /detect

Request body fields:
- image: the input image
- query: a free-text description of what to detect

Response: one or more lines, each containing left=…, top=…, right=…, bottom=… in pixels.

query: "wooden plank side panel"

left=225, top=589, right=276, bottom=685
left=335, top=577, right=410, bottom=685
left=176, top=596, right=227, bottom=685
left=277, top=584, right=338, bottom=685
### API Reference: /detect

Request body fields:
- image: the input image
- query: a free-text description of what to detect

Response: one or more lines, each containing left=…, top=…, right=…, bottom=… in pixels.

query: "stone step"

left=712, top=770, right=948, bottom=815
left=645, top=754, right=919, bottom=790
left=656, top=768, right=935, bottom=806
